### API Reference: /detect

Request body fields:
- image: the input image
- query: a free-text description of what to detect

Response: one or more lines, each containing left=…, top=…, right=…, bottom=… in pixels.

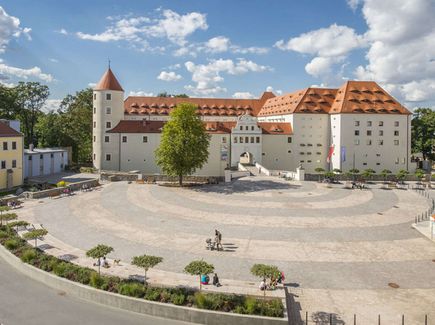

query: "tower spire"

left=108, top=58, right=111, bottom=69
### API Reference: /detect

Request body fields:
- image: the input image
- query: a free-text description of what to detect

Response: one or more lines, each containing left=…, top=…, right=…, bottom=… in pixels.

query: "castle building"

left=92, top=68, right=413, bottom=176
left=0, top=120, right=23, bottom=190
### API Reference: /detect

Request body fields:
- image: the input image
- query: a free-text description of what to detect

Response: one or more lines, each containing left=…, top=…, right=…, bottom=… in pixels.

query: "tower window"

left=94, top=107, right=96, bottom=114
left=104, top=136, right=109, bottom=143
left=105, top=154, right=111, bottom=161
left=106, top=107, right=111, bottom=114
left=93, top=94, right=96, bottom=100
left=106, top=94, right=112, bottom=100
left=143, top=136, right=148, bottom=143
left=122, top=136, right=127, bottom=143
left=93, top=121, right=96, bottom=128
left=287, top=137, right=292, bottom=143
left=106, top=121, right=111, bottom=129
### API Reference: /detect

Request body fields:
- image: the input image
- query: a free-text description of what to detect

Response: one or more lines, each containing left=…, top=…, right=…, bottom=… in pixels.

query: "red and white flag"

left=326, top=144, right=334, bottom=163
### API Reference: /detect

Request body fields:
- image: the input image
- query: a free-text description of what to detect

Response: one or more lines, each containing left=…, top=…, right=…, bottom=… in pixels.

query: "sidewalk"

left=15, top=214, right=285, bottom=299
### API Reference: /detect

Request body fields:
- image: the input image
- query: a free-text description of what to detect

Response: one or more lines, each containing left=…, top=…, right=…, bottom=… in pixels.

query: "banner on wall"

left=221, top=145, right=228, bottom=161
left=341, top=146, right=346, bottom=162
left=326, top=145, right=335, bottom=163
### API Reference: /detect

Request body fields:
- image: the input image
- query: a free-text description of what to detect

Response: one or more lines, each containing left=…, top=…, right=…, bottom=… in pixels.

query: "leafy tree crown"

left=86, top=244, right=114, bottom=259
left=184, top=260, right=214, bottom=276
left=23, top=229, right=48, bottom=240
left=132, top=255, right=163, bottom=271
left=250, top=264, right=281, bottom=279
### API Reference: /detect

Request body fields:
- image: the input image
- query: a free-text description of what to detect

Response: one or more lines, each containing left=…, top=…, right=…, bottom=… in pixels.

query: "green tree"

left=23, top=229, right=48, bottom=248
left=324, top=171, right=335, bottom=180
left=0, top=212, right=17, bottom=226
left=35, top=111, right=63, bottom=148
left=411, top=108, right=435, bottom=160
left=131, top=255, right=163, bottom=287
left=155, top=103, right=210, bottom=186
left=333, top=168, right=342, bottom=174
left=184, top=260, right=214, bottom=291
left=250, top=264, right=281, bottom=298
left=396, top=169, right=409, bottom=182
left=14, top=82, right=49, bottom=146
left=0, top=84, right=20, bottom=119
left=7, top=220, right=29, bottom=232
left=349, top=168, right=360, bottom=181
left=415, top=169, right=426, bottom=182
left=156, top=92, right=189, bottom=98
left=86, top=244, right=114, bottom=275
left=380, top=169, right=392, bottom=183
left=362, top=168, right=376, bottom=181
left=314, top=167, right=325, bottom=182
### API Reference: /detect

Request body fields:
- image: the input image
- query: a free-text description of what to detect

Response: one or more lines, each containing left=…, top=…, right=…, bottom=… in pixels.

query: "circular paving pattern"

left=24, top=176, right=435, bottom=292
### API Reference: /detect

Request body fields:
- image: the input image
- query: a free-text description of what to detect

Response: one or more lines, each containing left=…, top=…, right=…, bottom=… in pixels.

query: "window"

left=240, top=137, right=243, bottom=143
left=355, top=121, right=360, bottom=126
left=395, top=158, right=399, bottom=164
left=379, top=130, right=384, bottom=136
left=50, top=153, right=54, bottom=158
left=354, top=130, right=360, bottom=136
left=300, top=152, right=305, bottom=155
left=246, top=126, right=249, bottom=131
left=29, top=156, right=32, bottom=161
left=239, top=126, right=243, bottom=130
left=40, top=154, right=43, bottom=159
left=394, top=130, right=399, bottom=136
left=12, top=160, right=16, bottom=168
left=251, top=126, right=254, bottom=131
left=2, top=142, right=7, bottom=150
left=93, top=153, right=96, bottom=160
left=256, top=137, right=260, bottom=143
left=378, top=140, right=384, bottom=145
left=317, top=144, right=322, bottom=147
left=394, top=121, right=399, bottom=127
left=106, top=107, right=111, bottom=114
left=307, top=143, right=313, bottom=147
left=394, top=140, right=399, bottom=145
left=93, top=136, right=96, bottom=142
left=376, top=162, right=380, bottom=166
left=354, top=139, right=360, bottom=145
left=376, top=153, right=381, bottom=157
left=299, top=160, right=304, bottom=163
left=105, top=136, right=109, bottom=143
left=61, top=153, right=64, bottom=157
left=143, top=136, right=148, bottom=143
left=367, top=139, right=372, bottom=145
left=93, top=94, right=96, bottom=100
left=379, top=121, right=384, bottom=126
left=122, top=136, right=127, bottom=143
left=245, top=136, right=248, bottom=143
left=307, top=152, right=312, bottom=155
left=288, top=150, right=291, bottom=153
left=363, top=162, right=367, bottom=166
left=106, top=121, right=111, bottom=129
left=367, top=130, right=372, bottom=136
left=1, top=161, right=5, bottom=169
left=234, top=137, right=238, bottom=143
left=222, top=137, right=227, bottom=144
left=106, top=93, right=111, bottom=100
left=287, top=137, right=292, bottom=143
left=307, top=160, right=312, bottom=163
left=93, top=121, right=96, bottom=128
left=300, top=143, right=306, bottom=147
left=93, top=107, right=96, bottom=114
left=12, top=141, right=16, bottom=150
left=105, top=154, right=111, bottom=161
left=402, top=158, right=406, bottom=164
left=367, top=121, right=372, bottom=127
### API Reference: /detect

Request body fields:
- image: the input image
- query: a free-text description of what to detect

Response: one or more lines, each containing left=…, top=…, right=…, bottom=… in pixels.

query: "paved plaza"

left=16, top=176, right=435, bottom=323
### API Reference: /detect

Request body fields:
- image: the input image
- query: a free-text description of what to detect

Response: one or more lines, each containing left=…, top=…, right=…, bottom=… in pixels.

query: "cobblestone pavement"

left=16, top=176, right=435, bottom=323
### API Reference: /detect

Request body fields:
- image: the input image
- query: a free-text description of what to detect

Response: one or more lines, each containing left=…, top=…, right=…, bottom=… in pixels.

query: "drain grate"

left=388, top=282, right=400, bottom=288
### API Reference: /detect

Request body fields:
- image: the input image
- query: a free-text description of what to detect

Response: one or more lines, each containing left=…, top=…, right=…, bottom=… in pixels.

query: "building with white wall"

left=24, top=147, right=68, bottom=178
left=92, top=68, right=412, bottom=176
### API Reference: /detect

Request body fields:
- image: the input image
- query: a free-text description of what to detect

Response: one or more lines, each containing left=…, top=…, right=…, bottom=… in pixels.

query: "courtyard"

left=16, top=176, right=435, bottom=323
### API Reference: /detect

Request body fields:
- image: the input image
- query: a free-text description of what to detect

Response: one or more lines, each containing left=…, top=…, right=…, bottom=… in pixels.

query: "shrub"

left=39, top=255, right=59, bottom=272
left=160, top=289, right=171, bottom=303
left=100, top=276, right=120, bottom=293
left=170, top=293, right=185, bottom=305
left=0, top=230, right=8, bottom=239
left=53, top=261, right=69, bottom=277
left=194, top=292, right=208, bottom=309
left=4, top=238, right=20, bottom=250
left=118, top=282, right=145, bottom=298
left=244, top=296, right=258, bottom=314
left=144, top=287, right=161, bottom=301
left=57, top=181, right=66, bottom=188
left=260, top=299, right=284, bottom=318
left=90, top=272, right=106, bottom=288
left=20, top=248, right=38, bottom=263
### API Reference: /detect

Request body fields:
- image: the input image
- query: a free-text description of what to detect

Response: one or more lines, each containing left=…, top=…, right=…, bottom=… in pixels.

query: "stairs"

left=241, top=164, right=261, bottom=176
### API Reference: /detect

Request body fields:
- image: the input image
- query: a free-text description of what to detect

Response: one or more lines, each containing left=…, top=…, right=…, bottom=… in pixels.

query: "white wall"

left=24, top=151, right=68, bottom=178
left=261, top=135, right=295, bottom=171
left=230, top=115, right=262, bottom=166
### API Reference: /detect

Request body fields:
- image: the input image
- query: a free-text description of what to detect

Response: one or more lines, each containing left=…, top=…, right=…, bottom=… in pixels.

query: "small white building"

left=24, top=147, right=68, bottom=178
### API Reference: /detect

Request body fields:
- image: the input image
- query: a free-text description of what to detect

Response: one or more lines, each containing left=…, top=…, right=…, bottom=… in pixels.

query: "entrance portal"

left=240, top=152, right=254, bottom=165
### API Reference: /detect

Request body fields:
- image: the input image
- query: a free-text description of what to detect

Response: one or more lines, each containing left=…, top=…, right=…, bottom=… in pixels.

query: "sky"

left=0, top=0, right=434, bottom=112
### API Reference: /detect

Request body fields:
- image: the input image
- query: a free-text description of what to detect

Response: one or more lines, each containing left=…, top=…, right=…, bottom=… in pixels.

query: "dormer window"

left=106, top=93, right=111, bottom=100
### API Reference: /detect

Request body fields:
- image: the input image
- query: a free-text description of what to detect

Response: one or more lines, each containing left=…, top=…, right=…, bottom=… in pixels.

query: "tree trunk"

left=34, top=238, right=37, bottom=248
left=179, top=174, right=183, bottom=187
left=144, top=269, right=147, bottom=287
left=98, top=262, right=101, bottom=275
left=199, top=275, right=202, bottom=291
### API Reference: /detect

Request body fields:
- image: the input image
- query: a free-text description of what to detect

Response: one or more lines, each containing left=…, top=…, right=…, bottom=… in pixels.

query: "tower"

left=92, top=67, right=124, bottom=171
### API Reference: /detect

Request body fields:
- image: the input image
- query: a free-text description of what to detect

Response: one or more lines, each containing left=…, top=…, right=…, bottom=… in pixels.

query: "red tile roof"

left=107, top=119, right=292, bottom=135
left=95, top=68, right=124, bottom=92
left=0, top=121, right=22, bottom=137
left=124, top=91, right=274, bottom=117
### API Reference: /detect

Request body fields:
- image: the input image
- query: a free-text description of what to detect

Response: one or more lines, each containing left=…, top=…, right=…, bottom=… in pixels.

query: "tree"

left=349, top=168, right=360, bottom=181
left=415, top=169, right=426, bottom=183
left=380, top=169, right=392, bottom=183
left=0, top=208, right=16, bottom=226
left=0, top=84, right=20, bottom=119
left=362, top=168, right=376, bottom=181
left=35, top=111, right=63, bottom=148
left=7, top=220, right=29, bottom=232
left=411, top=108, right=435, bottom=160
left=324, top=171, right=335, bottom=181
left=14, top=82, right=49, bottom=146
left=157, top=92, right=189, bottom=98
left=86, top=244, right=114, bottom=275
left=155, top=103, right=211, bottom=186
left=314, top=167, right=325, bottom=182
left=23, top=229, right=48, bottom=248
left=396, top=169, right=409, bottom=183
left=131, top=255, right=163, bottom=287
left=250, top=264, right=281, bottom=298
left=184, top=260, right=214, bottom=291
left=333, top=168, right=342, bottom=174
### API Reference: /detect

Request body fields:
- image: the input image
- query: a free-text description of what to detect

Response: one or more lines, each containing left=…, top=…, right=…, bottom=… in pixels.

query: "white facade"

left=230, top=115, right=263, bottom=167
left=24, top=148, right=68, bottom=178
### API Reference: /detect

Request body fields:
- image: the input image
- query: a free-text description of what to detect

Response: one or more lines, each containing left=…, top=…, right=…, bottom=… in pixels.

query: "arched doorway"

left=240, top=152, right=254, bottom=165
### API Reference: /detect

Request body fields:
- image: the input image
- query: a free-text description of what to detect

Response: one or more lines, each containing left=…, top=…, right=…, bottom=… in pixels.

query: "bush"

left=160, top=289, right=171, bottom=303
left=56, top=181, right=66, bottom=188
left=4, top=238, right=20, bottom=250
left=118, top=282, right=145, bottom=298
left=260, top=299, right=284, bottom=318
left=144, top=287, right=161, bottom=301
left=0, top=230, right=8, bottom=239
left=20, top=248, right=38, bottom=263
left=170, top=293, right=185, bottom=305
left=244, top=296, right=258, bottom=314
left=53, top=261, right=69, bottom=277
left=90, top=272, right=105, bottom=288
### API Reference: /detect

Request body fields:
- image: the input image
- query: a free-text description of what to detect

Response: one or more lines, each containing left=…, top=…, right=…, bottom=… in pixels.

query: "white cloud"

left=128, top=90, right=154, bottom=97
left=76, top=10, right=207, bottom=50
left=0, top=63, right=53, bottom=82
left=88, top=82, right=96, bottom=88
left=42, top=99, right=62, bottom=113
left=231, top=46, right=269, bottom=55
left=0, top=6, right=31, bottom=53
left=167, top=63, right=181, bottom=70
left=157, top=71, right=182, bottom=81
left=355, top=0, right=435, bottom=103
left=184, top=58, right=271, bottom=95
left=275, top=24, right=365, bottom=79
left=205, top=36, right=230, bottom=53
left=347, top=0, right=362, bottom=11
left=232, top=92, right=255, bottom=99
left=49, top=58, right=58, bottom=63
left=265, top=86, right=282, bottom=95
left=57, top=28, right=68, bottom=35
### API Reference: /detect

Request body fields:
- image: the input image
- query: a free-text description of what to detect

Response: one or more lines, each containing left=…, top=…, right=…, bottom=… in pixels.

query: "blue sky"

left=1, top=0, right=434, bottom=110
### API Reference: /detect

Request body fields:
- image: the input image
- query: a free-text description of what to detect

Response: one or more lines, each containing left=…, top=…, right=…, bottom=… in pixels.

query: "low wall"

left=254, top=163, right=271, bottom=176
left=100, top=171, right=222, bottom=184
left=304, top=173, right=429, bottom=182
left=231, top=171, right=251, bottom=179
left=0, top=245, right=286, bottom=325
left=22, top=179, right=100, bottom=199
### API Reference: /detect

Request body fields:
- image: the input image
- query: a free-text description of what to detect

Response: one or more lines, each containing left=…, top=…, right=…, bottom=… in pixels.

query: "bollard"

left=330, top=313, right=332, bottom=325
left=378, top=314, right=381, bottom=325
left=425, top=314, right=427, bottom=325
left=306, top=311, right=308, bottom=325
left=402, top=314, right=404, bottom=325
left=354, top=314, right=356, bottom=325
